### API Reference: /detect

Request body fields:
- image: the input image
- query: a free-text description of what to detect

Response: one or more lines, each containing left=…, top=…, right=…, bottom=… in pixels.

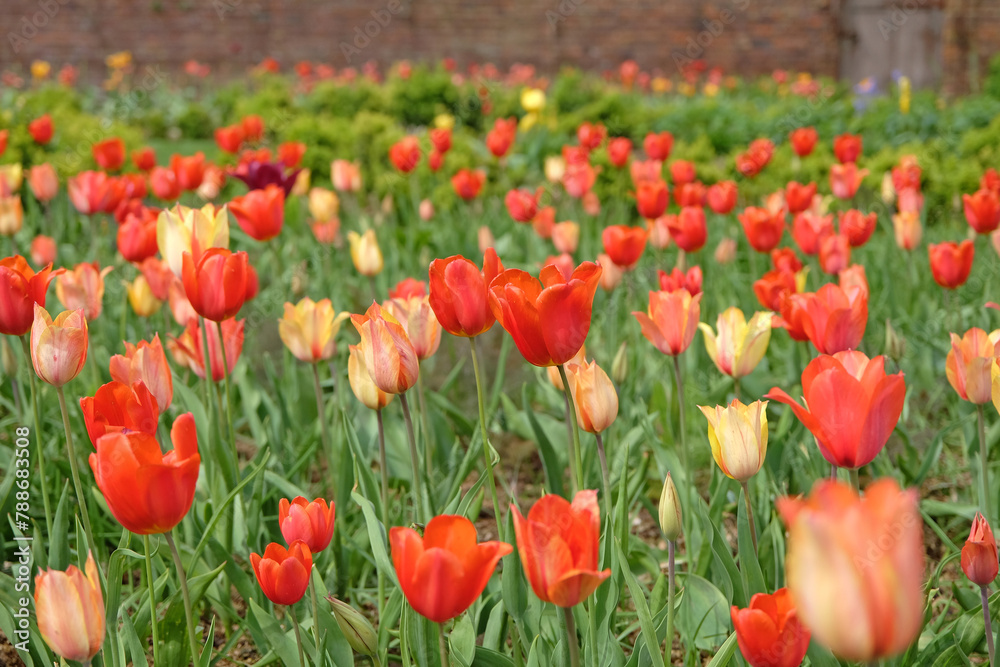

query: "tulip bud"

left=714, top=237, right=737, bottom=264
left=35, top=552, right=105, bottom=663
left=611, top=341, right=628, bottom=384
left=328, top=597, right=378, bottom=657
left=478, top=226, right=495, bottom=255
left=962, top=513, right=998, bottom=586
left=419, top=198, right=434, bottom=221
left=884, top=319, right=905, bottom=363
left=658, top=472, right=682, bottom=541
left=566, top=360, right=618, bottom=434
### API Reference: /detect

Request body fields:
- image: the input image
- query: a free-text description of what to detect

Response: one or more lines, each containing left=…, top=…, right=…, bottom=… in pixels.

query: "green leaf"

left=615, top=539, right=666, bottom=667
left=708, top=519, right=746, bottom=609
left=472, top=646, right=516, bottom=667
left=704, top=632, right=739, bottom=666
left=48, top=480, right=70, bottom=569
left=522, top=384, right=565, bottom=498
left=675, top=574, right=730, bottom=652
left=450, top=613, right=476, bottom=667
left=352, top=490, right=399, bottom=587
left=247, top=597, right=302, bottom=667
left=737, top=489, right=766, bottom=598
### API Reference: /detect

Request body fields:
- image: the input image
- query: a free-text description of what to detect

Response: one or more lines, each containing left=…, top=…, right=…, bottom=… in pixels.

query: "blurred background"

left=0, top=0, right=996, bottom=92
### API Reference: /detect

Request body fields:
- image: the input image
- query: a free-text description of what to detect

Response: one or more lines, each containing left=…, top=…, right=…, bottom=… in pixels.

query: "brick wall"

left=0, top=0, right=995, bottom=92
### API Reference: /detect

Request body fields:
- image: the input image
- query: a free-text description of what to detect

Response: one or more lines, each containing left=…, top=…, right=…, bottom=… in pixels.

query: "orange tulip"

left=30, top=235, right=57, bottom=268
left=331, top=159, right=362, bottom=192
left=511, top=491, right=611, bottom=607
left=132, top=147, right=157, bottom=172
left=35, top=552, right=105, bottom=663
left=347, top=344, right=394, bottom=410
left=488, top=262, right=602, bottom=367
left=791, top=212, right=833, bottom=256
left=251, top=541, right=313, bottom=606
left=278, top=297, right=350, bottom=363
left=109, top=335, right=174, bottom=410
left=635, top=179, right=669, bottom=220
left=68, top=171, right=125, bottom=215
left=505, top=188, right=538, bottom=223
left=0, top=256, right=57, bottom=336
left=89, top=412, right=199, bottom=534
left=964, top=188, right=1000, bottom=234
left=658, top=266, right=702, bottom=295
left=785, top=181, right=816, bottom=215
left=602, top=224, right=647, bottom=269
left=55, top=262, right=112, bottom=321
left=389, top=136, right=421, bottom=173
left=633, top=289, right=701, bottom=356
left=170, top=152, right=206, bottom=191
left=117, top=210, right=159, bottom=262
left=832, top=133, right=862, bottom=164
left=643, top=131, right=673, bottom=161
left=962, top=513, right=999, bottom=586
left=946, top=327, right=1000, bottom=404
left=789, top=127, right=818, bottom=157
left=384, top=295, right=441, bottom=361
left=892, top=211, right=922, bottom=250
left=229, top=184, right=285, bottom=241
left=753, top=269, right=800, bottom=312
left=553, top=221, right=581, bottom=254
left=391, top=514, right=511, bottom=622
left=279, top=497, right=336, bottom=554
left=928, top=240, right=974, bottom=289
left=215, top=125, right=245, bottom=153
left=777, top=479, right=923, bottom=661
left=830, top=163, right=868, bottom=200
left=167, top=317, right=244, bottom=382
left=31, top=305, right=87, bottom=387
left=181, top=248, right=249, bottom=322
left=731, top=588, right=810, bottom=667
left=666, top=206, right=708, bottom=253
left=28, top=163, right=59, bottom=203
left=566, top=360, right=618, bottom=433
left=739, top=207, right=785, bottom=253
left=607, top=137, right=632, bottom=167
left=92, top=137, right=126, bottom=171
left=80, top=380, right=159, bottom=448
left=241, top=115, right=264, bottom=142
left=791, top=282, right=867, bottom=354
left=838, top=209, right=877, bottom=247
left=351, top=302, right=419, bottom=394
left=707, top=180, right=738, bottom=214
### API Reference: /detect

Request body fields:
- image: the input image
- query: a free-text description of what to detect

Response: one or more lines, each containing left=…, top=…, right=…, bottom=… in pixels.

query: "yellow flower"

left=658, top=473, right=682, bottom=541
left=699, top=307, right=772, bottom=379
left=105, top=50, right=133, bottom=70
left=347, top=229, right=383, bottom=277
left=126, top=276, right=162, bottom=318
left=0, top=195, right=23, bottom=236
left=156, top=203, right=230, bottom=277
left=703, top=82, right=720, bottom=97
left=31, top=60, right=51, bottom=80
left=291, top=168, right=311, bottom=197
left=520, top=88, right=546, bottom=114
left=899, top=76, right=911, bottom=115
left=544, top=156, right=566, bottom=184
left=651, top=77, right=672, bottom=93
left=278, top=297, right=350, bottom=363
left=698, top=399, right=768, bottom=482
left=0, top=163, right=24, bottom=193
left=308, top=187, right=340, bottom=222
left=433, top=114, right=455, bottom=130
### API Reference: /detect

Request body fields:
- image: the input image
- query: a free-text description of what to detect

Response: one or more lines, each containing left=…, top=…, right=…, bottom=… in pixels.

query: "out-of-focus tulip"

left=658, top=473, right=682, bottom=541
left=389, top=136, right=421, bottom=173
left=489, top=262, right=602, bottom=367
left=667, top=207, right=708, bottom=252
left=117, top=212, right=159, bottom=262
left=240, top=115, right=264, bottom=143
left=928, top=240, right=974, bottom=289
left=962, top=513, right=998, bottom=586
left=90, top=412, right=198, bottom=534
left=715, top=237, right=738, bottom=264
left=347, top=229, right=383, bottom=277
left=511, top=491, right=611, bottom=607
left=138, top=258, right=174, bottom=303
left=596, top=254, right=623, bottom=292
left=553, top=221, right=580, bottom=254
left=279, top=297, right=350, bottom=363
left=564, top=162, right=597, bottom=199
left=391, top=514, right=511, bottom=622
left=309, top=188, right=339, bottom=222
left=789, top=127, right=818, bottom=157
left=577, top=122, right=606, bottom=151
left=0, top=130, right=6, bottom=158
left=633, top=289, right=701, bottom=356
left=892, top=210, right=922, bottom=251
left=126, top=275, right=162, bottom=317
left=635, top=179, right=669, bottom=220
left=566, top=360, right=618, bottom=433
left=429, top=127, right=451, bottom=155
left=505, top=188, right=538, bottom=223
left=838, top=264, right=869, bottom=299
left=607, top=137, right=632, bottom=167
left=181, top=248, right=249, bottom=322
left=731, top=588, right=810, bottom=667
left=35, top=552, right=105, bottom=663
left=785, top=181, right=816, bottom=214
left=55, top=262, right=112, bottom=321
left=542, top=253, right=575, bottom=281
left=68, top=171, right=125, bottom=215
left=30, top=235, right=56, bottom=268
left=792, top=282, right=868, bottom=354
left=647, top=215, right=672, bottom=250
left=150, top=166, right=181, bottom=201
left=670, top=160, right=695, bottom=185
left=416, top=198, right=433, bottom=221
left=707, top=180, right=738, bottom=214
left=132, top=147, right=156, bottom=172
left=278, top=141, right=306, bottom=168
left=771, top=248, right=802, bottom=273
left=700, top=307, right=772, bottom=378
left=644, top=131, right=673, bottom=161
left=167, top=317, right=244, bottom=381
left=348, top=344, right=393, bottom=410
left=384, top=295, right=441, bottom=361
left=838, top=209, right=877, bottom=247
left=819, top=233, right=851, bottom=275
left=753, top=269, right=799, bottom=312
left=766, top=350, right=905, bottom=469
left=331, top=159, right=363, bottom=192
left=251, top=541, right=312, bottom=606
left=544, top=156, right=566, bottom=183
left=29, top=114, right=54, bottom=144
left=0, top=164, right=22, bottom=194
left=0, top=194, right=22, bottom=235
left=832, top=133, right=862, bottom=164
left=92, top=137, right=125, bottom=171
left=602, top=224, right=647, bottom=269
left=658, top=266, right=702, bottom=295
left=170, top=153, right=206, bottom=191
left=740, top=207, right=786, bottom=253
left=389, top=277, right=426, bottom=300
left=531, top=206, right=555, bottom=238
left=229, top=184, right=285, bottom=241
left=630, top=159, right=662, bottom=187
left=963, top=188, right=1000, bottom=234
left=351, top=302, right=419, bottom=394
left=428, top=249, right=504, bottom=338
left=279, top=497, right=336, bottom=553
left=28, top=163, right=58, bottom=203
left=156, top=203, right=230, bottom=277
left=777, top=479, right=923, bottom=661
left=698, top=399, right=768, bottom=482
left=109, top=335, right=173, bottom=409
left=486, top=117, right=517, bottom=158
left=946, top=328, right=1000, bottom=404
left=80, top=380, right=159, bottom=447
left=830, top=163, right=868, bottom=200
left=791, top=212, right=833, bottom=256
left=451, top=168, right=486, bottom=201
left=674, top=181, right=706, bottom=208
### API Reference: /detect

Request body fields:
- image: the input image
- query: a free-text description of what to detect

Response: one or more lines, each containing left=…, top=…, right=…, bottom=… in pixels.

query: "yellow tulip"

left=126, top=275, right=162, bottom=318
left=658, top=472, right=682, bottom=541
left=31, top=60, right=51, bottom=80
left=0, top=194, right=23, bottom=236
left=699, top=307, right=772, bottom=379
left=348, top=344, right=393, bottom=411
left=156, top=203, right=230, bottom=277
left=278, top=297, right=350, bottom=363
left=308, top=187, right=340, bottom=222
left=698, top=399, right=768, bottom=483
left=347, top=229, right=383, bottom=277
left=0, top=163, right=24, bottom=193
left=520, top=88, right=546, bottom=114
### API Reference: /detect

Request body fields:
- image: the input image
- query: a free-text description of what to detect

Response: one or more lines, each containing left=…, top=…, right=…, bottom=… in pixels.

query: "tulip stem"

left=399, top=393, right=426, bottom=523
left=594, top=433, right=613, bottom=526
left=438, top=622, right=449, bottom=667
left=670, top=354, right=693, bottom=544
left=733, top=376, right=741, bottom=402
left=165, top=530, right=200, bottom=663
left=849, top=467, right=860, bottom=494
left=289, top=605, right=306, bottom=667
left=312, top=362, right=334, bottom=478
left=587, top=597, right=599, bottom=667
left=979, top=405, right=994, bottom=528
left=558, top=364, right=585, bottom=496
left=310, top=576, right=323, bottom=663
left=376, top=407, right=388, bottom=622
left=143, top=535, right=161, bottom=667
left=20, top=336, right=54, bottom=540
left=562, top=606, right=580, bottom=667
left=216, top=320, right=239, bottom=476
left=665, top=540, right=676, bottom=663
left=56, top=386, right=97, bottom=559
left=739, top=481, right=758, bottom=552
left=417, top=371, right=435, bottom=494
left=469, top=337, right=502, bottom=539
left=983, top=585, right=996, bottom=666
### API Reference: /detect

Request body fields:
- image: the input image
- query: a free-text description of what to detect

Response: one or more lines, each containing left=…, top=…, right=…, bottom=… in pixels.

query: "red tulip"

left=132, top=147, right=157, bottom=172
left=511, top=491, right=611, bottom=607
left=486, top=117, right=517, bottom=158
left=784, top=181, right=816, bottom=214
left=830, top=163, right=868, bottom=199
left=91, top=137, right=125, bottom=171
left=277, top=141, right=306, bottom=168
left=792, top=282, right=868, bottom=354
left=109, top=334, right=174, bottom=410
left=576, top=122, right=606, bottom=151
left=505, top=188, right=538, bottom=222
left=181, top=248, right=249, bottom=322
left=962, top=513, right=999, bottom=586
left=69, top=171, right=125, bottom=215
left=766, top=350, right=904, bottom=469
left=213, top=125, right=244, bottom=154
left=643, top=131, right=673, bottom=161
left=279, top=497, right=336, bottom=553
left=658, top=266, right=702, bottom=295
left=731, top=588, right=810, bottom=667
left=28, top=163, right=59, bottom=203
left=670, top=160, right=696, bottom=185
left=563, top=162, right=596, bottom=198
left=963, top=188, right=1000, bottom=234
left=630, top=159, right=662, bottom=186
left=753, top=269, right=799, bottom=312
left=0, top=129, right=7, bottom=157
left=673, top=181, right=706, bottom=208
left=30, top=235, right=56, bottom=267
left=80, top=380, right=159, bottom=448
left=451, top=169, right=486, bottom=201
left=29, top=114, right=54, bottom=144
left=833, top=133, right=862, bottom=164
left=791, top=212, right=833, bottom=256
left=602, top=224, right=648, bottom=269
left=89, top=412, right=200, bottom=534
left=928, top=240, right=974, bottom=289
left=739, top=207, right=786, bottom=253
left=707, top=180, right=738, bottom=214
left=532, top=206, right=555, bottom=238
left=429, top=249, right=505, bottom=338
left=167, top=317, right=244, bottom=382
left=117, top=211, right=159, bottom=262
left=789, top=127, right=818, bottom=157
left=150, top=167, right=181, bottom=201
left=635, top=179, right=669, bottom=220
left=633, top=288, right=701, bottom=356
left=229, top=184, right=285, bottom=241
left=0, top=256, right=57, bottom=336
left=771, top=248, right=802, bottom=273
left=838, top=209, right=877, bottom=247
left=542, top=253, right=575, bottom=281
left=241, top=115, right=265, bottom=143
left=607, top=137, right=632, bottom=167
left=818, top=233, right=851, bottom=275
left=429, top=127, right=452, bottom=154
left=170, top=153, right=206, bottom=191
left=666, top=206, right=708, bottom=252
left=251, top=541, right=312, bottom=606
left=488, top=262, right=602, bottom=367
left=776, top=292, right=810, bottom=342
left=391, top=515, right=511, bottom=623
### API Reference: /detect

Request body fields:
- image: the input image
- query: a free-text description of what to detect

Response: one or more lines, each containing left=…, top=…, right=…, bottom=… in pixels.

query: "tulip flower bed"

left=3, top=59, right=1000, bottom=667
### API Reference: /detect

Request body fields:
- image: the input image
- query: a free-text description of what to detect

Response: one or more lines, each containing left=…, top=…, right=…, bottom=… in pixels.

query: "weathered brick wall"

left=0, top=0, right=994, bottom=92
